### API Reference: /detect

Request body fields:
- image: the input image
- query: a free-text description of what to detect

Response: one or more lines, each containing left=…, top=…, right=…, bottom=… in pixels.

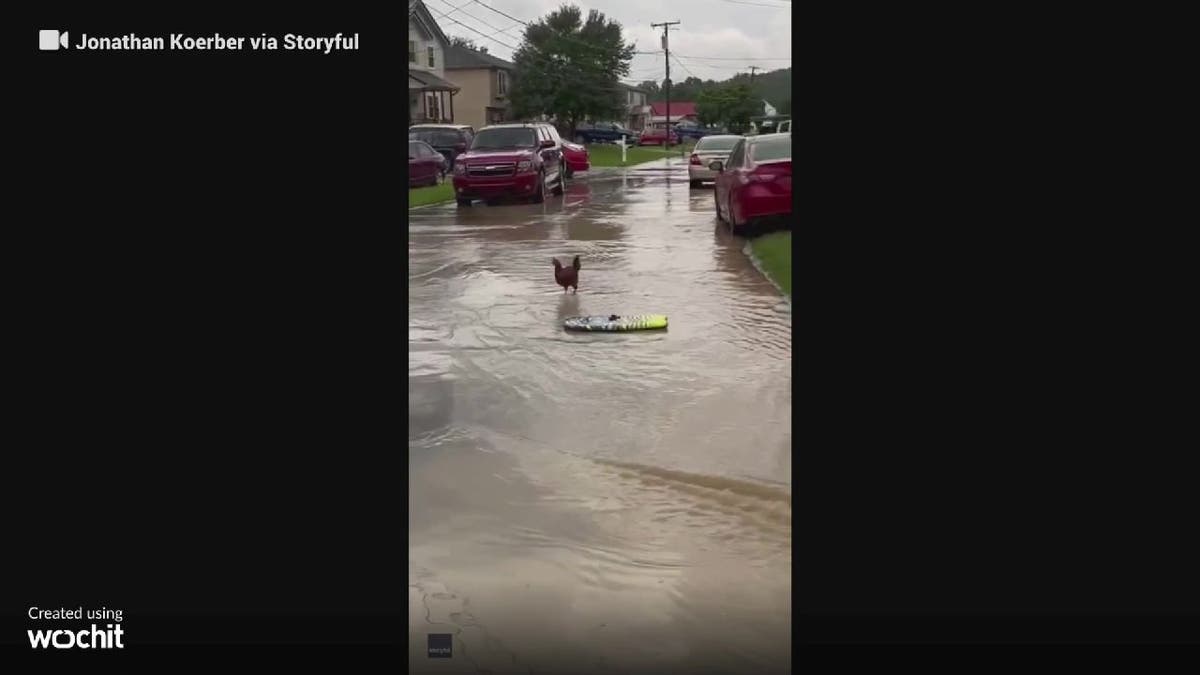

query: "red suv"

left=452, top=124, right=567, bottom=206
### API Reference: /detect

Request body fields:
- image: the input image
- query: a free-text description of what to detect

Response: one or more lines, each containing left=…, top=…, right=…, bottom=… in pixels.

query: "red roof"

left=649, top=101, right=697, bottom=117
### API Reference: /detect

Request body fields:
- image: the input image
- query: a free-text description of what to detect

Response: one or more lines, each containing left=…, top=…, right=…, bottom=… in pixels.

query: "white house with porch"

left=409, top=0, right=459, bottom=125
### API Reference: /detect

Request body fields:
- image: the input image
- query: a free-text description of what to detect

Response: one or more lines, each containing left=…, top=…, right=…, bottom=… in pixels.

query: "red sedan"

left=638, top=125, right=679, bottom=146
left=561, top=141, right=590, bottom=177
left=409, top=140, right=446, bottom=188
left=711, top=133, right=792, bottom=233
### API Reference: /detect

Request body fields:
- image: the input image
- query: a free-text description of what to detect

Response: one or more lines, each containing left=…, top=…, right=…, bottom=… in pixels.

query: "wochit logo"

left=27, top=606, right=126, bottom=649
left=28, top=624, right=125, bottom=649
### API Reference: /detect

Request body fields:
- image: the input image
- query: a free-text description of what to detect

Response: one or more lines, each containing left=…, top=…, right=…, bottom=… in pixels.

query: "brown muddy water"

left=409, top=160, right=791, bottom=674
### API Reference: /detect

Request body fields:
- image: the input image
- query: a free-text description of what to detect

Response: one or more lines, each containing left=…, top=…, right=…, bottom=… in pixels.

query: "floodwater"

left=409, top=159, right=791, bottom=674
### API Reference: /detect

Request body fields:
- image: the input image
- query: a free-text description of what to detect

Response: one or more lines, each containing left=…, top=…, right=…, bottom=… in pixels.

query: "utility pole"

left=652, top=20, right=680, bottom=144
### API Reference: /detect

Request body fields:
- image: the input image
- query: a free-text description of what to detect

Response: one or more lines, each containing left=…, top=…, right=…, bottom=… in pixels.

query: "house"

left=408, top=0, right=459, bottom=125
left=444, top=45, right=516, bottom=129
left=619, top=83, right=651, bottom=131
left=649, top=101, right=699, bottom=127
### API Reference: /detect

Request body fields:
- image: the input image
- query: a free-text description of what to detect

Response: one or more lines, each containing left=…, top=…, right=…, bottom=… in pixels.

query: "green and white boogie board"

left=563, top=314, right=668, bottom=332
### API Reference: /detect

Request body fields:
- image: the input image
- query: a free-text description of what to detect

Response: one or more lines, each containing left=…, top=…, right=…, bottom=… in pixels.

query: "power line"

left=672, top=54, right=791, bottom=61
left=670, top=53, right=698, bottom=80
left=424, top=4, right=520, bottom=52
left=718, top=0, right=791, bottom=8
left=470, top=0, right=528, bottom=27
left=472, top=0, right=635, bottom=58
left=428, top=0, right=525, bottom=41
left=671, top=58, right=767, bottom=72
left=427, top=0, right=608, bottom=79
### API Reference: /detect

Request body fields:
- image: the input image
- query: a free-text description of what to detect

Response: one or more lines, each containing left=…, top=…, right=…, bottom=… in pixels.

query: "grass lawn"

left=409, top=181, right=454, bottom=208
left=750, top=231, right=791, bottom=297
left=587, top=141, right=696, bottom=167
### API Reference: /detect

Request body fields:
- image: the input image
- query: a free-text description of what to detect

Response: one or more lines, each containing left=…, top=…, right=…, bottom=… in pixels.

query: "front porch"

left=409, top=69, right=460, bottom=125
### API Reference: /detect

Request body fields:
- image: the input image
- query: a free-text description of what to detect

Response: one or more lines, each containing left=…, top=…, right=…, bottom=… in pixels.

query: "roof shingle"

left=444, top=45, right=515, bottom=70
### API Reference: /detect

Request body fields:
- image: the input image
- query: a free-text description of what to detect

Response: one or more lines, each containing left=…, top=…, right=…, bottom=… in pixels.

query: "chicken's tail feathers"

left=572, top=255, right=581, bottom=271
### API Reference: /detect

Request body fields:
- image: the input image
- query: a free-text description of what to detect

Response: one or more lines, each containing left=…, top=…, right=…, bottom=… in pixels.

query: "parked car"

left=452, top=124, right=567, bottom=206
left=409, top=140, right=447, bottom=188
left=674, top=124, right=716, bottom=142
left=710, top=133, right=792, bottom=233
left=408, top=124, right=475, bottom=170
left=561, top=140, right=590, bottom=176
left=571, top=121, right=641, bottom=145
left=687, top=135, right=743, bottom=188
left=638, top=125, right=680, bottom=146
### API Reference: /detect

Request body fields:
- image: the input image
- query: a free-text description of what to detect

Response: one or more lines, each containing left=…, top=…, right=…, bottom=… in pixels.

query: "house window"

left=497, top=70, right=507, bottom=95
left=409, top=41, right=416, bottom=63
left=428, top=46, right=435, bottom=68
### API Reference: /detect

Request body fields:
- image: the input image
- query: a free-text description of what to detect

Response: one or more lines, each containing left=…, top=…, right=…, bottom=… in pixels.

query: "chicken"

left=553, top=255, right=581, bottom=293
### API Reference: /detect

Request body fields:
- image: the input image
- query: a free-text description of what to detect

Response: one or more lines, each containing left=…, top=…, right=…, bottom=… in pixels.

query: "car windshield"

left=471, top=128, right=537, bottom=150
left=696, top=137, right=740, bottom=152
left=751, top=135, right=791, bottom=162
left=409, top=129, right=462, bottom=146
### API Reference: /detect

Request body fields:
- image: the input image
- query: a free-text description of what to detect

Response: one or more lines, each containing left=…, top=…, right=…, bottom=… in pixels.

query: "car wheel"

left=564, top=164, right=574, bottom=179
left=531, top=172, right=545, bottom=204
left=689, top=180, right=701, bottom=189
left=456, top=198, right=472, bottom=207
left=728, top=195, right=742, bottom=234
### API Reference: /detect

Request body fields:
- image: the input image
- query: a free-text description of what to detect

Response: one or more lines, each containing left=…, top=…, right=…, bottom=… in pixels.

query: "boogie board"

left=563, top=314, right=668, bottom=332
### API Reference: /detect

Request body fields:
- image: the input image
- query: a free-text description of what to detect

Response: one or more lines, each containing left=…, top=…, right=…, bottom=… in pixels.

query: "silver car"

left=688, top=135, right=743, bottom=188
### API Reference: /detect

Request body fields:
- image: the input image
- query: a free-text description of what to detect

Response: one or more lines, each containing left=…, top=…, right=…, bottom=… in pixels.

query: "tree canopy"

left=696, top=82, right=763, bottom=133
left=636, top=67, right=792, bottom=115
left=448, top=36, right=488, bottom=54
left=509, top=4, right=634, bottom=133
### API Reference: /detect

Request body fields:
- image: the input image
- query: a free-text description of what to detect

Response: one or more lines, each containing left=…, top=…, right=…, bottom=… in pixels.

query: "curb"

left=409, top=198, right=455, bottom=211
left=743, top=239, right=791, bottom=302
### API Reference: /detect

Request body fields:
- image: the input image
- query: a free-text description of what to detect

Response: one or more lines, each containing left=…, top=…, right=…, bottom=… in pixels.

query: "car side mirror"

left=540, top=139, right=556, bottom=148
left=709, top=160, right=724, bottom=172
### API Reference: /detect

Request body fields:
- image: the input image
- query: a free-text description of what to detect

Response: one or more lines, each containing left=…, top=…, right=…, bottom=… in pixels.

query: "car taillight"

left=689, top=154, right=701, bottom=165
left=748, top=168, right=790, bottom=183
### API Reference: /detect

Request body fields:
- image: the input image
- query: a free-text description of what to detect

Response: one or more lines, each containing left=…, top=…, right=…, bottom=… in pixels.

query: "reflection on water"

left=409, top=165, right=790, bottom=674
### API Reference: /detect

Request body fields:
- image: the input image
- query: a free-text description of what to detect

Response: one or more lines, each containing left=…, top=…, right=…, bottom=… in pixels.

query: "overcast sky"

left=420, top=0, right=792, bottom=84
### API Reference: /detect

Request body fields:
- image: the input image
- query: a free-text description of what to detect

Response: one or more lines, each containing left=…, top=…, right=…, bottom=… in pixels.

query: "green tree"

left=449, top=36, right=488, bottom=53
left=509, top=5, right=634, bottom=137
left=696, top=82, right=763, bottom=132
left=637, top=80, right=661, bottom=99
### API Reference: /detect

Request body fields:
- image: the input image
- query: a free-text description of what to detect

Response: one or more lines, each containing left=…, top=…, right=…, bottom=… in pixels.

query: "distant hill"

left=636, top=67, right=791, bottom=114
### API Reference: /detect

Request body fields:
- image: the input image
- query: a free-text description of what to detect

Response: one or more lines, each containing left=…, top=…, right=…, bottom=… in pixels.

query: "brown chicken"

left=553, top=255, right=581, bottom=293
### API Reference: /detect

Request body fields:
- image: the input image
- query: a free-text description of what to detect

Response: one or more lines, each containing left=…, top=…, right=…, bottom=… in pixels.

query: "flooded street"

left=409, top=159, right=791, bottom=674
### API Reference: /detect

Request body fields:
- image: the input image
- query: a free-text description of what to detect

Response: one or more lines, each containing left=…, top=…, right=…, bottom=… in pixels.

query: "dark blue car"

left=570, top=122, right=641, bottom=145
left=674, top=125, right=717, bottom=141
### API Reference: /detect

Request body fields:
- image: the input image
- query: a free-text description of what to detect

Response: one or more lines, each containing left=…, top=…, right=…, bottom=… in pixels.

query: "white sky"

left=420, top=0, right=792, bottom=84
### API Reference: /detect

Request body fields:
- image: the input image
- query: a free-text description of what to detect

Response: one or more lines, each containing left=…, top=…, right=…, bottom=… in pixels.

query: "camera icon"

left=39, top=30, right=70, bottom=50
